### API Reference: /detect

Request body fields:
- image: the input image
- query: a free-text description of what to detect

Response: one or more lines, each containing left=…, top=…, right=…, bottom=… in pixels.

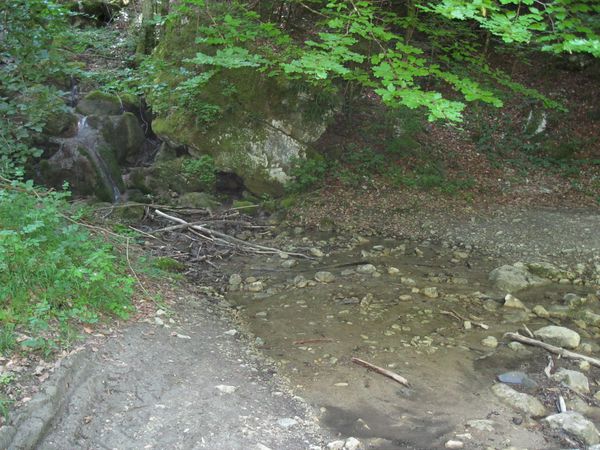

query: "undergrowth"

left=0, top=180, right=134, bottom=356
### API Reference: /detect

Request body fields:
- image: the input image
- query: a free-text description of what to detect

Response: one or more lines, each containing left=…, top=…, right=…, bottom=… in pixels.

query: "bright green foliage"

left=150, top=0, right=590, bottom=123
left=287, top=157, right=329, bottom=192
left=0, top=180, right=134, bottom=355
left=426, top=0, right=600, bottom=56
left=181, top=155, right=217, bottom=190
left=0, top=0, right=74, bottom=176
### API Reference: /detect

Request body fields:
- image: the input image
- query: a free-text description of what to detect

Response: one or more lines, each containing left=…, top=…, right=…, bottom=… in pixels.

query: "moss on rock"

left=76, top=90, right=123, bottom=116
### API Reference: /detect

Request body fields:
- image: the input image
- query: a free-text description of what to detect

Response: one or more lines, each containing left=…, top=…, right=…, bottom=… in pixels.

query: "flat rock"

left=497, top=371, right=538, bottom=390
left=215, top=385, right=237, bottom=394
left=356, top=264, right=377, bottom=274
left=543, top=411, right=600, bottom=445
left=503, top=294, right=527, bottom=310
left=552, top=368, right=590, bottom=393
left=315, top=271, right=336, bottom=283
left=533, top=325, right=580, bottom=349
left=489, top=265, right=550, bottom=293
left=491, top=383, right=546, bottom=417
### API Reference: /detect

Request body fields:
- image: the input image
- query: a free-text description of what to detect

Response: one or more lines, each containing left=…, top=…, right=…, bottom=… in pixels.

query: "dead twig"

left=351, top=357, right=410, bottom=387
left=505, top=332, right=600, bottom=368
left=153, top=209, right=312, bottom=259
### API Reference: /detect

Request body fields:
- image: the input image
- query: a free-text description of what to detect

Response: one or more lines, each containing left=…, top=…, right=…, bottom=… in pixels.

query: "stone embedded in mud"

left=247, top=281, right=264, bottom=292
left=533, top=325, right=580, bottom=349
left=229, top=274, right=242, bottom=286
left=356, top=264, right=377, bottom=274
left=310, top=248, right=325, bottom=258
left=489, top=264, right=550, bottom=293
left=551, top=368, right=590, bottom=393
left=444, top=440, right=464, bottom=449
left=315, top=271, right=336, bottom=283
left=482, top=336, right=498, bottom=348
left=491, top=383, right=546, bottom=417
left=543, top=411, right=600, bottom=445
left=503, top=294, right=527, bottom=310
left=583, top=310, right=600, bottom=326
left=422, top=287, right=439, bottom=298
left=215, top=385, right=237, bottom=394
left=343, top=437, right=363, bottom=450
left=532, top=305, right=550, bottom=318
left=387, top=267, right=400, bottom=275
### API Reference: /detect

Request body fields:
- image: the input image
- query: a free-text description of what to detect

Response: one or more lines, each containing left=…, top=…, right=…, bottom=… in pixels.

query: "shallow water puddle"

left=226, top=238, right=597, bottom=449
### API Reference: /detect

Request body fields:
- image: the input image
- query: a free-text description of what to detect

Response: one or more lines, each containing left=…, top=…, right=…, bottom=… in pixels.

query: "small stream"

left=225, top=237, right=598, bottom=449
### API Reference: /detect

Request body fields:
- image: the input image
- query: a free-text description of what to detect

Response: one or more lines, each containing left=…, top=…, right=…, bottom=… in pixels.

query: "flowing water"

left=225, top=237, right=598, bottom=449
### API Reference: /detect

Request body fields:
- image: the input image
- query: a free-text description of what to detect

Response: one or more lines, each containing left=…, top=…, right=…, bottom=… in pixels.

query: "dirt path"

left=5, top=290, right=328, bottom=450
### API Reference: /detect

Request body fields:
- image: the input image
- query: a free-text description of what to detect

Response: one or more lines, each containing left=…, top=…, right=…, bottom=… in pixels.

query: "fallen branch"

left=153, top=209, right=312, bottom=259
left=504, top=332, right=600, bottom=368
left=441, top=309, right=489, bottom=330
left=351, top=357, right=410, bottom=387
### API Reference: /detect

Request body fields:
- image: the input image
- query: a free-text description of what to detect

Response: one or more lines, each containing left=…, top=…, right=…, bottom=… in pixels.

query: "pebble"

left=310, top=248, right=324, bottom=257
left=315, top=271, right=336, bottom=283
left=343, top=437, right=362, bottom=450
left=281, top=259, right=297, bottom=268
left=229, top=273, right=242, bottom=285
left=215, top=385, right=237, bottom=394
left=503, top=294, right=527, bottom=310
left=422, top=287, right=439, bottom=298
left=532, top=305, right=549, bottom=318
left=276, top=417, right=298, bottom=428
left=387, top=267, right=400, bottom=275
left=248, top=281, right=264, bottom=292
left=482, top=336, right=498, bottom=348
left=357, top=264, right=377, bottom=274
left=445, top=440, right=464, bottom=449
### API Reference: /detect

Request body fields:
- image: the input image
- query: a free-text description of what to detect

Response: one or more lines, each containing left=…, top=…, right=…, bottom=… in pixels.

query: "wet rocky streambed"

left=223, top=234, right=600, bottom=449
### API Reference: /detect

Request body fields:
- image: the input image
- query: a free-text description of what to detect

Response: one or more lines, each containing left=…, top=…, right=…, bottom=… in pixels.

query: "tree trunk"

left=137, top=0, right=155, bottom=56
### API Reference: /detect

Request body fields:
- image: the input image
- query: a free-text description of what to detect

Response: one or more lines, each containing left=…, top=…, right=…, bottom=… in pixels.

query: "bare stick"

left=351, top=357, right=410, bottom=387
left=504, top=332, right=600, bottom=368
left=153, top=209, right=312, bottom=258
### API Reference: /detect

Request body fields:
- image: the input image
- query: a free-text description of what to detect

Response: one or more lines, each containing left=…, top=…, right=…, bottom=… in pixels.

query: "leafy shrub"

left=181, top=155, right=217, bottom=190
left=0, top=180, right=134, bottom=355
left=287, top=156, right=329, bottom=192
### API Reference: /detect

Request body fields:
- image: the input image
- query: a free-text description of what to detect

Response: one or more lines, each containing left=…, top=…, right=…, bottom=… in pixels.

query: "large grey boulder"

left=543, top=411, right=600, bottom=445
left=491, top=383, right=546, bottom=417
left=533, top=326, right=580, bottom=349
left=489, top=265, right=550, bottom=293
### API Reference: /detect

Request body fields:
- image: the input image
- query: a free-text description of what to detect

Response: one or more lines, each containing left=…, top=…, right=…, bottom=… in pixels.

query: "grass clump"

left=0, top=180, right=134, bottom=356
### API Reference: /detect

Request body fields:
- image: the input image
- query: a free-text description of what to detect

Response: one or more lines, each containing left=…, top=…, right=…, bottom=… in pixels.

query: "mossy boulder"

left=43, top=110, right=78, bottom=137
left=103, top=113, right=145, bottom=163
left=150, top=13, right=336, bottom=197
left=77, top=91, right=123, bottom=116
